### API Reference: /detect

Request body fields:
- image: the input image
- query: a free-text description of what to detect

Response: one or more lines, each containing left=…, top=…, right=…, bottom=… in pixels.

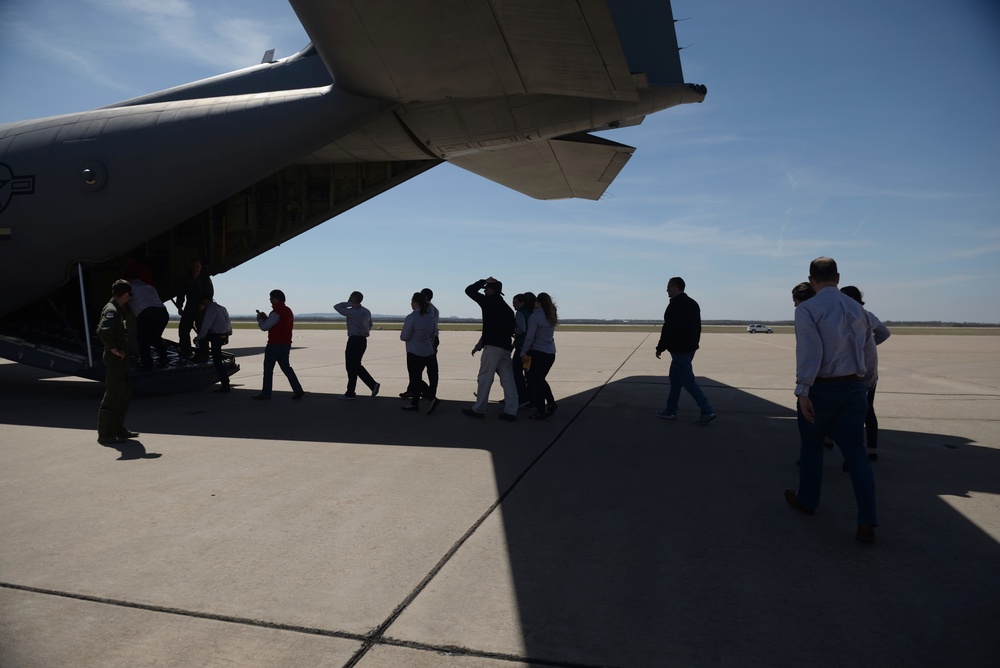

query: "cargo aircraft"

left=0, top=0, right=706, bottom=390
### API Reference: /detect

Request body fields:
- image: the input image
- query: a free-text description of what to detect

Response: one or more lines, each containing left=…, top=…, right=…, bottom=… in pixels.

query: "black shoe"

left=339, top=393, right=357, bottom=401
left=97, top=436, right=122, bottom=445
left=461, top=408, right=484, bottom=419
left=856, top=524, right=876, bottom=544
left=784, top=489, right=815, bottom=516
left=868, top=452, right=878, bottom=462
left=252, top=394, right=271, bottom=400
left=292, top=391, right=305, bottom=400
left=117, top=430, right=139, bottom=439
left=399, top=391, right=412, bottom=399
left=213, top=385, right=231, bottom=393
left=498, top=413, right=516, bottom=422
left=427, top=398, right=441, bottom=415
left=546, top=403, right=559, bottom=417
left=401, top=405, right=420, bottom=411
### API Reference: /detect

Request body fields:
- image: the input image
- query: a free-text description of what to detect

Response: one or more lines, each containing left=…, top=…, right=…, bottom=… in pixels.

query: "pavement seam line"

left=0, top=581, right=365, bottom=643
left=378, top=636, right=625, bottom=668
left=343, top=334, right=653, bottom=667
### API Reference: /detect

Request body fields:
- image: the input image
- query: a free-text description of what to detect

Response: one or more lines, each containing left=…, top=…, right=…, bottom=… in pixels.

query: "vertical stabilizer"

left=606, top=0, right=685, bottom=84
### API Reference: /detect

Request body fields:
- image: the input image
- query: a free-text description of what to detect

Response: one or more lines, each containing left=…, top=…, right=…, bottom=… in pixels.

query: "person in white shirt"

left=840, top=285, right=891, bottom=462
left=194, top=297, right=233, bottom=393
left=400, top=292, right=439, bottom=414
left=522, top=292, right=559, bottom=419
left=785, top=257, right=877, bottom=544
left=127, top=276, right=168, bottom=369
left=334, top=292, right=379, bottom=399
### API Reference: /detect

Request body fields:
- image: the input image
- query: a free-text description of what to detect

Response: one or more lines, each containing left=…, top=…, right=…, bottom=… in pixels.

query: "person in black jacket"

left=462, top=277, right=519, bottom=420
left=654, top=277, right=716, bottom=424
left=176, top=257, right=214, bottom=360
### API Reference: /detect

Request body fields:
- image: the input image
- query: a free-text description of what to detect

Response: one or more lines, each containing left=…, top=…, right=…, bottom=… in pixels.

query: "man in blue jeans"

left=253, top=289, right=305, bottom=400
left=785, top=257, right=877, bottom=544
left=654, top=277, right=716, bottom=425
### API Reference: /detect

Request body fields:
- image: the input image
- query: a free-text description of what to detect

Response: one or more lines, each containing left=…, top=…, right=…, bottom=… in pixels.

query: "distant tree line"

left=226, top=315, right=997, bottom=327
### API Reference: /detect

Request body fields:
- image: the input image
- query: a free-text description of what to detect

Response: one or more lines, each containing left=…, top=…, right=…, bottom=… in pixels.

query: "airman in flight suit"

left=97, top=279, right=139, bottom=444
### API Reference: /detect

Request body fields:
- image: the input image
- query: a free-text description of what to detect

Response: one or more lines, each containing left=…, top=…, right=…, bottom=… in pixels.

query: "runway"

left=1, top=330, right=998, bottom=667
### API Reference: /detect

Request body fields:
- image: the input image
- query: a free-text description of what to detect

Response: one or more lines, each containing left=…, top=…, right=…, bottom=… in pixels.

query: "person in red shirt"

left=253, top=289, right=305, bottom=400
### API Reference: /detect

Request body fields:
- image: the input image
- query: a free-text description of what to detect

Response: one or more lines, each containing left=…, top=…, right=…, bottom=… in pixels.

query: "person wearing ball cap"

left=462, top=276, right=518, bottom=421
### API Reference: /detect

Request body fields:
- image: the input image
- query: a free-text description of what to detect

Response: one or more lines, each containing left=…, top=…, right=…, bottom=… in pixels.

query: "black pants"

left=406, top=352, right=435, bottom=407
left=512, top=348, right=527, bottom=403
left=345, top=336, right=377, bottom=394
left=136, top=307, right=168, bottom=367
left=205, top=333, right=229, bottom=387
left=178, top=308, right=207, bottom=357
left=526, top=351, right=556, bottom=415
left=425, top=353, right=439, bottom=399
left=865, top=383, right=879, bottom=451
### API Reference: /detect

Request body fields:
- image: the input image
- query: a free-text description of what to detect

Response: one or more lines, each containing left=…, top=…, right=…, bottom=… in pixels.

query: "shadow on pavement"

left=1, top=363, right=997, bottom=667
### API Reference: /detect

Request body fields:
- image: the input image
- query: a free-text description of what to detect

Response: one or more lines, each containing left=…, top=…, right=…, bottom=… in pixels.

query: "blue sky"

left=2, top=0, right=998, bottom=322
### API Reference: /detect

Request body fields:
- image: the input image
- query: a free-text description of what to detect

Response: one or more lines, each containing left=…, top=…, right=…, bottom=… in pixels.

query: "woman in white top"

left=522, top=292, right=558, bottom=419
left=840, top=286, right=891, bottom=462
left=400, top=292, right=440, bottom=413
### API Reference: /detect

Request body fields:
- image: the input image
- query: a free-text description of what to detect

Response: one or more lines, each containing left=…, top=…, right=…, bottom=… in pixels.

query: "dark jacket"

left=466, top=281, right=515, bottom=351
left=177, top=272, right=214, bottom=313
left=655, top=292, right=701, bottom=354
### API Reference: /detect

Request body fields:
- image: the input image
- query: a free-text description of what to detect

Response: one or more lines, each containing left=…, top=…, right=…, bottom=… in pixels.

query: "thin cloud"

left=93, top=0, right=194, bottom=19
left=880, top=274, right=977, bottom=290
left=852, top=209, right=874, bottom=237
left=85, top=0, right=300, bottom=73
left=14, top=23, right=133, bottom=93
left=429, top=214, right=869, bottom=261
left=943, top=243, right=1000, bottom=260
left=785, top=167, right=970, bottom=201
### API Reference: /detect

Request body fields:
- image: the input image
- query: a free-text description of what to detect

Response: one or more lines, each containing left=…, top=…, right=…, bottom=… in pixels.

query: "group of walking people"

left=459, top=278, right=559, bottom=421
left=242, top=278, right=561, bottom=425
left=98, top=256, right=891, bottom=544
left=373, top=278, right=560, bottom=422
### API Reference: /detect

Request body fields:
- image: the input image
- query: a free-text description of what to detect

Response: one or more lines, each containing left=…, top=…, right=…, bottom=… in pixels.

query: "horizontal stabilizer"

left=450, top=133, right=634, bottom=200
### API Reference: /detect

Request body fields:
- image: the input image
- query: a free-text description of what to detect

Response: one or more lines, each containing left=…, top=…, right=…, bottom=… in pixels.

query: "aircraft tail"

left=606, top=0, right=686, bottom=85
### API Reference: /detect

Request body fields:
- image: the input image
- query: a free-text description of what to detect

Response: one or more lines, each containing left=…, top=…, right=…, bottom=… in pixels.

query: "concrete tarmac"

left=1, top=330, right=998, bottom=668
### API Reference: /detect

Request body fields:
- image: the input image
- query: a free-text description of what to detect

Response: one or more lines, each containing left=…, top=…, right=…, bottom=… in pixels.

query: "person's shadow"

left=99, top=439, right=162, bottom=460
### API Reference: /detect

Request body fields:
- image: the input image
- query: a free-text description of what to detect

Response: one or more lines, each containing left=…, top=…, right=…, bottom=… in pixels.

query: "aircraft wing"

left=449, top=133, right=634, bottom=200
left=287, top=0, right=647, bottom=102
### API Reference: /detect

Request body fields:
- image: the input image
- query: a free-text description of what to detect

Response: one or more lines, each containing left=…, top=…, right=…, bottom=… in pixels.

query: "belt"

left=814, top=374, right=862, bottom=383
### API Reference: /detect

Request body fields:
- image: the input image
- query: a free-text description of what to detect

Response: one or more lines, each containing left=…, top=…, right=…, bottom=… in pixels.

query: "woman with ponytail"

left=522, top=292, right=558, bottom=419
